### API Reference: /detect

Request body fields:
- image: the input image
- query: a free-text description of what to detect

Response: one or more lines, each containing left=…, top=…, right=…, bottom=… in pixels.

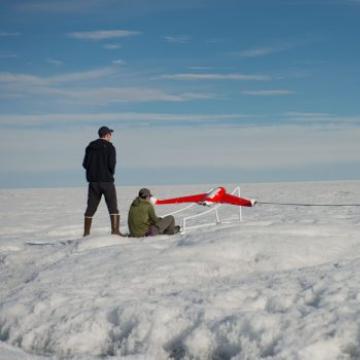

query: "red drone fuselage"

left=199, top=186, right=226, bottom=205
left=154, top=187, right=254, bottom=207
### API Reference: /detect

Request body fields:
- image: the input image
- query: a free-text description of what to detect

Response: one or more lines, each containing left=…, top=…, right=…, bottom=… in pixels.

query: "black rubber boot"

left=110, top=214, right=125, bottom=236
left=83, top=217, right=92, bottom=237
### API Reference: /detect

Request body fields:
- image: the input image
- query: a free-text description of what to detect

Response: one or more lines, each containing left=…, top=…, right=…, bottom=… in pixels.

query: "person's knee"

left=85, top=200, right=100, bottom=217
left=84, top=209, right=96, bottom=217
left=165, top=215, right=175, bottom=224
left=108, top=206, right=119, bottom=215
left=104, top=196, right=118, bottom=214
left=168, top=216, right=175, bottom=228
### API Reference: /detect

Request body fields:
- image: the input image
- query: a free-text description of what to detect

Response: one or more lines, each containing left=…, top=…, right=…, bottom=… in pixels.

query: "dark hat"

left=98, top=126, right=114, bottom=138
left=139, top=188, right=152, bottom=199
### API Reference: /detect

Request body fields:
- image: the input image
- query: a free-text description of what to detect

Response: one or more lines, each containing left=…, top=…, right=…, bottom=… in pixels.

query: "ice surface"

left=1, top=181, right=360, bottom=359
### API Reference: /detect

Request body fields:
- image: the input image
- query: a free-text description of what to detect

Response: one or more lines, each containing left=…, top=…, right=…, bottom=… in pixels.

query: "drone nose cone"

left=150, top=196, right=158, bottom=205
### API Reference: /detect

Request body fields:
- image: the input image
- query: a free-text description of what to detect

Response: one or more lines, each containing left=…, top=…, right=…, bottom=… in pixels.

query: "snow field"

left=0, top=181, right=360, bottom=359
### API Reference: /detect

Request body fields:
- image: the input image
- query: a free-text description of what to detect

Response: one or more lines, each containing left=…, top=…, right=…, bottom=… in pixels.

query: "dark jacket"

left=128, top=197, right=161, bottom=237
left=82, top=139, right=116, bottom=182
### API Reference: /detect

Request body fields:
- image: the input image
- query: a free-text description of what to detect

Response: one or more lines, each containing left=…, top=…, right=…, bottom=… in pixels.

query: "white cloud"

left=242, top=90, right=294, bottom=96
left=160, top=73, right=271, bottom=81
left=238, top=47, right=280, bottom=58
left=117, top=125, right=360, bottom=168
left=187, top=66, right=214, bottom=71
left=68, top=30, right=141, bottom=41
left=0, top=52, right=17, bottom=59
left=0, top=67, right=116, bottom=87
left=0, top=72, right=45, bottom=85
left=237, top=42, right=295, bottom=58
left=284, top=112, right=332, bottom=118
left=0, top=32, right=21, bottom=37
left=163, top=35, right=191, bottom=44
left=1, top=110, right=359, bottom=176
left=15, top=0, right=212, bottom=15
left=112, top=59, right=126, bottom=65
left=46, top=58, right=63, bottom=66
left=16, top=0, right=108, bottom=13
left=48, top=67, right=116, bottom=83
left=2, top=112, right=358, bottom=128
left=180, top=93, right=215, bottom=100
left=104, top=44, right=123, bottom=50
left=0, top=85, right=213, bottom=105
left=0, top=112, right=250, bottom=126
left=2, top=124, right=359, bottom=173
left=0, top=67, right=215, bottom=105
left=206, top=38, right=225, bottom=44
left=280, top=112, right=360, bottom=125
left=35, top=87, right=214, bottom=104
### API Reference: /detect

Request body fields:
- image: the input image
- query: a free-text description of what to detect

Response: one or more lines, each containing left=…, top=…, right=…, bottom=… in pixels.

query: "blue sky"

left=0, top=0, right=360, bottom=188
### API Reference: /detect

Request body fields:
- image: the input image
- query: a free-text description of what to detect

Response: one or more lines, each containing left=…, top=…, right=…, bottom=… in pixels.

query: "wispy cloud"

left=0, top=32, right=21, bottom=37
left=4, top=111, right=357, bottom=128
left=0, top=67, right=118, bottom=101
left=0, top=67, right=116, bottom=86
left=238, top=47, right=281, bottom=58
left=6, top=124, right=360, bottom=172
left=187, top=66, right=214, bottom=71
left=283, top=112, right=332, bottom=118
left=280, top=111, right=356, bottom=125
left=112, top=59, right=126, bottom=65
left=206, top=38, right=225, bottom=44
left=46, top=58, right=63, bottom=66
left=1, top=112, right=359, bottom=178
left=48, top=67, right=116, bottom=83
left=163, top=35, right=191, bottom=44
left=0, top=112, right=250, bottom=126
left=117, top=125, right=360, bottom=168
left=159, top=73, right=271, bottom=81
left=41, top=87, right=212, bottom=104
left=68, top=30, right=141, bottom=41
left=16, top=0, right=108, bottom=13
left=0, top=86, right=214, bottom=105
left=0, top=66, right=215, bottom=105
left=104, top=44, right=123, bottom=50
left=242, top=90, right=294, bottom=96
left=15, top=0, right=213, bottom=15
left=0, top=52, right=17, bottom=59
left=0, top=72, right=44, bottom=85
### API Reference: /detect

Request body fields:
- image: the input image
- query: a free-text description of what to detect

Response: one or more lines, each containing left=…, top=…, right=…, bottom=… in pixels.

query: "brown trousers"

left=146, top=215, right=176, bottom=236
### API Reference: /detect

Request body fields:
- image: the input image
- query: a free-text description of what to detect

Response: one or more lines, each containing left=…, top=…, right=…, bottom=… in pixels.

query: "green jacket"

left=128, top=197, right=161, bottom=237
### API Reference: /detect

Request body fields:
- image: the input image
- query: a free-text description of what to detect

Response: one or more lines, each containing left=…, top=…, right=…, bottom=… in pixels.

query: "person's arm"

left=148, top=204, right=161, bottom=225
left=109, top=145, right=116, bottom=175
left=82, top=146, right=89, bottom=169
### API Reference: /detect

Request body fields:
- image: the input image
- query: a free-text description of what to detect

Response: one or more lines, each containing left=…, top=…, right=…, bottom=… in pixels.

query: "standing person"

left=128, top=188, right=180, bottom=237
left=82, top=126, right=124, bottom=236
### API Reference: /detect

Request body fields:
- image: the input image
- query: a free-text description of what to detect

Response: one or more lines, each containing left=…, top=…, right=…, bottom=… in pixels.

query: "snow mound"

left=1, top=181, right=360, bottom=359
left=76, top=234, right=132, bottom=252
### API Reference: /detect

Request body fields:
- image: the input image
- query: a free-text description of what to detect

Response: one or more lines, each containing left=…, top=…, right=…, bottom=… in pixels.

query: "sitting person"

left=128, top=188, right=180, bottom=237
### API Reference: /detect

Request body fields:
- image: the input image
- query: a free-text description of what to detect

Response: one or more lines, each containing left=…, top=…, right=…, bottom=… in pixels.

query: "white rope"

left=258, top=201, right=360, bottom=207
